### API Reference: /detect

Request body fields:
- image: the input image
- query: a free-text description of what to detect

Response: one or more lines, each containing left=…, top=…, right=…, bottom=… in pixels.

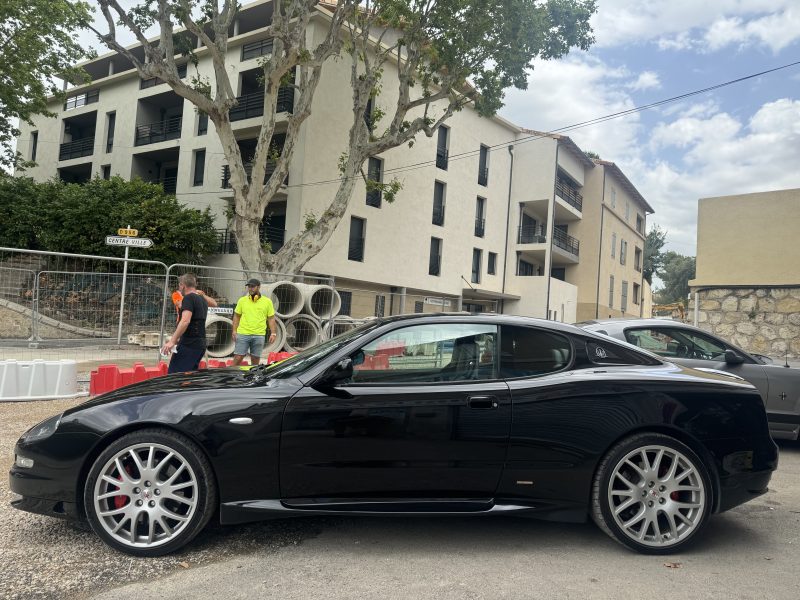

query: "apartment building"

left=14, top=0, right=652, bottom=323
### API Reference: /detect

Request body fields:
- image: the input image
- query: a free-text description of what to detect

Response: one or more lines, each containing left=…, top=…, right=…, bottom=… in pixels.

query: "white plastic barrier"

left=297, top=283, right=342, bottom=320
left=0, top=359, right=88, bottom=402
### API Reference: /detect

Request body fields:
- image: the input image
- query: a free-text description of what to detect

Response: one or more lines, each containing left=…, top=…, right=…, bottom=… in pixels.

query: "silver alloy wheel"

left=92, top=443, right=198, bottom=549
left=607, top=444, right=706, bottom=548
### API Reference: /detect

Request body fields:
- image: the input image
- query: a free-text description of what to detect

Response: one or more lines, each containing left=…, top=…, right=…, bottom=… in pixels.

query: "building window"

left=488, top=252, right=497, bottom=275
left=634, top=247, right=642, bottom=272
left=64, top=89, right=99, bottom=111
left=633, top=283, right=641, bottom=305
left=105, top=112, right=115, bottom=152
left=374, top=295, right=386, bottom=317
left=101, top=165, right=111, bottom=180
left=611, top=232, right=616, bottom=258
left=471, top=248, right=482, bottom=284
left=339, top=291, right=352, bottom=316
left=432, top=181, right=445, bottom=226
left=193, top=149, right=206, bottom=186
left=609, top=275, right=615, bottom=308
left=620, top=239, right=627, bottom=265
left=478, top=145, right=489, bottom=186
left=551, top=267, right=565, bottom=281
left=518, top=259, right=535, bottom=276
left=414, top=301, right=424, bottom=314
left=198, top=113, right=208, bottom=136
left=242, top=38, right=273, bottom=61
left=30, top=131, right=38, bottom=162
left=429, top=237, right=442, bottom=276
left=625, top=200, right=630, bottom=221
left=610, top=186, right=616, bottom=208
left=436, top=126, right=449, bottom=170
left=475, top=197, right=486, bottom=237
left=636, top=214, right=644, bottom=234
left=621, top=281, right=629, bottom=312
left=366, top=157, right=382, bottom=207
left=348, top=217, right=365, bottom=262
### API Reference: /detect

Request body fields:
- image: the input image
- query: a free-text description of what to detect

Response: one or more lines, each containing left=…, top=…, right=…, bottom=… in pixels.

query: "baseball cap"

left=246, top=278, right=261, bottom=286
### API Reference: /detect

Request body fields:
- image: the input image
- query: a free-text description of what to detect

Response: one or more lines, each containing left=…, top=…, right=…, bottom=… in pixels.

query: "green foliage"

left=303, top=211, right=318, bottom=231
left=584, top=150, right=601, bottom=159
left=366, top=177, right=404, bottom=204
left=0, top=177, right=219, bottom=265
left=655, top=252, right=696, bottom=305
left=643, top=224, right=668, bottom=285
left=0, top=0, right=92, bottom=170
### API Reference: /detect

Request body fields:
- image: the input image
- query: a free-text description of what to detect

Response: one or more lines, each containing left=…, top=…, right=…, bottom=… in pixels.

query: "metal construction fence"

left=0, top=247, right=496, bottom=372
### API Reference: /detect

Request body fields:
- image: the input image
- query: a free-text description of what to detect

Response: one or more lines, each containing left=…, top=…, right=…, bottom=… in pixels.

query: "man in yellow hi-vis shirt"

left=232, top=278, right=277, bottom=365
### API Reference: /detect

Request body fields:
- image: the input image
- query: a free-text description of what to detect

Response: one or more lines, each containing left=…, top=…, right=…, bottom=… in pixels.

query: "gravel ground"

left=0, top=399, right=328, bottom=600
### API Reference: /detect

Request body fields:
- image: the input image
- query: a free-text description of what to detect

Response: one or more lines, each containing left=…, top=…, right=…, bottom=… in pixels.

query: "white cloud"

left=627, top=71, right=661, bottom=91
left=590, top=1, right=800, bottom=52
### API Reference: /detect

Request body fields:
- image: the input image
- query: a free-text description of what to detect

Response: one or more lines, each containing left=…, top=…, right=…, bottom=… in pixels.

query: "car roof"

left=373, top=312, right=592, bottom=336
left=578, top=318, right=689, bottom=330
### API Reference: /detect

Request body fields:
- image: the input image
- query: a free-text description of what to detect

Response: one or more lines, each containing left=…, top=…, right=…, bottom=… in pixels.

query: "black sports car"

left=10, top=314, right=777, bottom=556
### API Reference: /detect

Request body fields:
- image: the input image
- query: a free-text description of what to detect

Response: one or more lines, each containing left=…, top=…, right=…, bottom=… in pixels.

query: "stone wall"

left=689, top=287, right=800, bottom=359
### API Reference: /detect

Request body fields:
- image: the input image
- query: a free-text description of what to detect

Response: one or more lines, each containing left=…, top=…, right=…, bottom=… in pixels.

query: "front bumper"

left=10, top=492, right=81, bottom=520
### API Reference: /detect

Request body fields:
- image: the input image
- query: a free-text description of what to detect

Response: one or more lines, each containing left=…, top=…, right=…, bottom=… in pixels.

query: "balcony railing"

left=59, top=137, right=94, bottom=161
left=517, top=225, right=547, bottom=244
left=436, top=147, right=449, bottom=170
left=229, top=87, right=295, bottom=122
left=221, top=161, right=288, bottom=189
left=554, top=228, right=580, bottom=257
left=242, top=38, right=273, bottom=61
left=555, top=181, right=583, bottom=212
left=215, top=225, right=285, bottom=255
left=478, top=166, right=489, bottom=186
left=429, top=255, right=441, bottom=276
left=151, top=177, right=177, bottom=194
left=474, top=218, right=485, bottom=238
left=140, top=64, right=188, bottom=89
left=135, top=115, right=182, bottom=146
left=432, top=207, right=445, bottom=226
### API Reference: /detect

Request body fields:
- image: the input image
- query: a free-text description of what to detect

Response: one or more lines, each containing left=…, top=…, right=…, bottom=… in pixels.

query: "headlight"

left=23, top=414, right=62, bottom=442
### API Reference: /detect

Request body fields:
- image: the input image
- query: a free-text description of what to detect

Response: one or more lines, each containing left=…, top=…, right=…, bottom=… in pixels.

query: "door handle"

left=229, top=417, right=253, bottom=425
left=467, top=396, right=498, bottom=409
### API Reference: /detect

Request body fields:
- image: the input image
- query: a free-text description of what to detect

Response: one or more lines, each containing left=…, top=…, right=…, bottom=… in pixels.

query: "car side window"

left=349, top=323, right=498, bottom=384
left=499, top=325, right=571, bottom=378
left=624, top=328, right=727, bottom=360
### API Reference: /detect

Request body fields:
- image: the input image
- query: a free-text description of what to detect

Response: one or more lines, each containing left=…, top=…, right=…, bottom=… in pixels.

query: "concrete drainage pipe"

left=322, top=316, right=358, bottom=340
left=205, top=314, right=235, bottom=358
left=265, top=281, right=304, bottom=319
left=297, top=283, right=342, bottom=320
left=284, top=315, right=322, bottom=352
left=264, top=318, right=287, bottom=355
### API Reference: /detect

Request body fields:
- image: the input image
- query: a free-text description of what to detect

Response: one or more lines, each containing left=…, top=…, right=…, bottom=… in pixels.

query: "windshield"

left=254, top=320, right=380, bottom=379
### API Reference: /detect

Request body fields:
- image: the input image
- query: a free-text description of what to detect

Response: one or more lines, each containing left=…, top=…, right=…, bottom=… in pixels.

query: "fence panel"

left=0, top=266, right=37, bottom=339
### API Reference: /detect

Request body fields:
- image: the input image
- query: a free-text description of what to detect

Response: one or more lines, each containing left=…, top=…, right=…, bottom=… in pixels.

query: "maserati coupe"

left=10, top=314, right=777, bottom=556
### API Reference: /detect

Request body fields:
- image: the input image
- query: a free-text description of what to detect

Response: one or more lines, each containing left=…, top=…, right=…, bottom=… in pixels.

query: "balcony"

left=59, top=137, right=94, bottom=161
left=517, top=225, right=547, bottom=244
left=151, top=176, right=177, bottom=194
left=429, top=255, right=441, bottom=276
left=478, top=167, right=489, bottom=186
left=474, top=218, right=485, bottom=238
left=432, top=207, right=445, bottom=226
left=140, top=64, right=188, bottom=89
left=554, top=228, right=580, bottom=257
left=221, top=161, right=288, bottom=189
left=436, top=147, right=449, bottom=170
left=229, top=87, right=295, bottom=122
left=555, top=180, right=583, bottom=212
left=135, top=116, right=182, bottom=146
left=215, top=225, right=285, bottom=255
left=242, top=38, right=273, bottom=61
left=64, top=89, right=99, bottom=111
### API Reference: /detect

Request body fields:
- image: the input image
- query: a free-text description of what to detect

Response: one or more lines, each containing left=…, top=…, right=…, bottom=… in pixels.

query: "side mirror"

left=724, top=349, right=745, bottom=365
left=319, top=358, right=353, bottom=387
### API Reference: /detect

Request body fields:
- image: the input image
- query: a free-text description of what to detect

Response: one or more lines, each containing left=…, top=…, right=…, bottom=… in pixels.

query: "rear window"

left=499, top=325, right=571, bottom=378
left=586, top=339, right=660, bottom=366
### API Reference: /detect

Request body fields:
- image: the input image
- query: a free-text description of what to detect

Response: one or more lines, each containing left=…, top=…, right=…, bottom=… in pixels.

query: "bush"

left=0, top=176, right=219, bottom=265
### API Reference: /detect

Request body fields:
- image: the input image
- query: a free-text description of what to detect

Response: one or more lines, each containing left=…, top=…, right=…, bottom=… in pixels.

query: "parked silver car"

left=578, top=319, right=800, bottom=440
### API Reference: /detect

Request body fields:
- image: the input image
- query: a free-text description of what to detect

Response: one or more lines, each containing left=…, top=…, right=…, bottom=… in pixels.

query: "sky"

left=500, top=0, right=800, bottom=256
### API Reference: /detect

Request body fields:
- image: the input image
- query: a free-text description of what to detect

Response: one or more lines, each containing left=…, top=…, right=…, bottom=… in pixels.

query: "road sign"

left=117, top=228, right=139, bottom=237
left=105, top=235, right=153, bottom=248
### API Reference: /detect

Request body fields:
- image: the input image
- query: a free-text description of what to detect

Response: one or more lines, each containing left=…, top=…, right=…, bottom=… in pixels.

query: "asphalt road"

left=88, top=443, right=800, bottom=600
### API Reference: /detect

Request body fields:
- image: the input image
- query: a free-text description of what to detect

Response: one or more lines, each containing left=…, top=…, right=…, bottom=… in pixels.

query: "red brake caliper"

left=113, top=462, right=135, bottom=509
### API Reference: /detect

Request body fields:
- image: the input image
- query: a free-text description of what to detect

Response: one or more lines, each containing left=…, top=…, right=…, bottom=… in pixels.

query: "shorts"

left=235, top=333, right=265, bottom=358
left=168, top=345, right=206, bottom=373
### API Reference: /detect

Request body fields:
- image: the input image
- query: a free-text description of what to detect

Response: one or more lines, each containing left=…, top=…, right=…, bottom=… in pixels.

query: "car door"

left=279, top=322, right=512, bottom=501
left=623, top=326, right=771, bottom=402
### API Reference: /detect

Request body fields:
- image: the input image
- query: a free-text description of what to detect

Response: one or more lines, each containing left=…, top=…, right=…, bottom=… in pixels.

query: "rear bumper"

left=717, top=468, right=774, bottom=513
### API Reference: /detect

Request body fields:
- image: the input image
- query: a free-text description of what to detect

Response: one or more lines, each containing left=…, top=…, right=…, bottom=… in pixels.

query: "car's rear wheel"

left=84, top=428, right=217, bottom=557
left=592, top=433, right=711, bottom=554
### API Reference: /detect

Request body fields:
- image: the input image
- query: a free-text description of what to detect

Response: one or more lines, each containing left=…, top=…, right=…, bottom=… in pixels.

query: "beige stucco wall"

left=691, top=188, right=800, bottom=287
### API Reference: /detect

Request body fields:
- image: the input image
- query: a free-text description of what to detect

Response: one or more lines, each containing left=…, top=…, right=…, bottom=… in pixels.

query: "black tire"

left=591, top=432, right=712, bottom=554
left=84, top=428, right=218, bottom=557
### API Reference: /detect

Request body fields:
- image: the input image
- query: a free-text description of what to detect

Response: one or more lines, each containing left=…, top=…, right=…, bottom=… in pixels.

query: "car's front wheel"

left=592, top=432, right=711, bottom=554
left=84, top=428, right=217, bottom=556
